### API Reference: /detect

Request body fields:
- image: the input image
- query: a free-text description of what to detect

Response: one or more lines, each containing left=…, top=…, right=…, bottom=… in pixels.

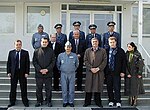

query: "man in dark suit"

left=48, top=33, right=62, bottom=91
left=33, top=38, right=55, bottom=107
left=103, top=21, right=121, bottom=49
left=70, top=30, right=86, bottom=91
left=104, top=37, right=126, bottom=107
left=7, top=40, right=30, bottom=107
left=69, top=21, right=85, bottom=42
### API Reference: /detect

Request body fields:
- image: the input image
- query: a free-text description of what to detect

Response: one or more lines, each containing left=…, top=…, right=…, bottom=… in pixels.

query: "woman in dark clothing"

left=125, top=42, right=145, bottom=106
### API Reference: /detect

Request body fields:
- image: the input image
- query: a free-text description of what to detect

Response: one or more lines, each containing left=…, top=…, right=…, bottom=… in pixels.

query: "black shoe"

left=35, top=102, right=42, bottom=107
left=24, top=103, right=29, bottom=107
left=63, top=103, right=67, bottom=107
left=69, top=103, right=74, bottom=107
left=83, top=103, right=90, bottom=107
left=7, top=103, right=15, bottom=108
left=47, top=102, right=52, bottom=107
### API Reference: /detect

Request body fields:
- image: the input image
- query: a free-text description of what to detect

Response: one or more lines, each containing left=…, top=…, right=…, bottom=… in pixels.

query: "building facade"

left=0, top=0, right=150, bottom=61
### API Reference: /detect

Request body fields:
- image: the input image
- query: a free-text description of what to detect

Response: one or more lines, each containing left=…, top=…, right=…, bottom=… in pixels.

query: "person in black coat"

left=70, top=30, right=86, bottom=91
left=33, top=38, right=55, bottom=107
left=48, top=33, right=63, bottom=91
left=104, top=37, right=126, bottom=107
left=7, top=40, right=30, bottom=107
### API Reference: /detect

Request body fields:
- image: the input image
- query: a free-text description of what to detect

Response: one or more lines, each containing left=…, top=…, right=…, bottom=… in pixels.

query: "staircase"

left=0, top=61, right=150, bottom=108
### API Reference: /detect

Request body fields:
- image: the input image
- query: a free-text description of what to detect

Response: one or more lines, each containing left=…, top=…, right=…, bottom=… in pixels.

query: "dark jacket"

left=48, top=41, right=62, bottom=58
left=104, top=47, right=126, bottom=76
left=33, top=47, right=55, bottom=78
left=70, top=38, right=86, bottom=62
left=125, top=50, right=145, bottom=96
left=7, top=49, right=30, bottom=78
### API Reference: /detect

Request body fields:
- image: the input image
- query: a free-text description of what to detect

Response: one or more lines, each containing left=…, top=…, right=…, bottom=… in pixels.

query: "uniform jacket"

left=86, top=33, right=101, bottom=48
left=32, top=32, right=49, bottom=49
left=57, top=52, right=79, bottom=74
left=103, top=31, right=121, bottom=49
left=56, top=33, right=67, bottom=50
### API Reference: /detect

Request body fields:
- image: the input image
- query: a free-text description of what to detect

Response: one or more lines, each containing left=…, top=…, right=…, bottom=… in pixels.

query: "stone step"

left=0, top=83, right=149, bottom=90
left=0, top=76, right=150, bottom=84
left=0, top=90, right=149, bottom=98
left=0, top=97, right=150, bottom=107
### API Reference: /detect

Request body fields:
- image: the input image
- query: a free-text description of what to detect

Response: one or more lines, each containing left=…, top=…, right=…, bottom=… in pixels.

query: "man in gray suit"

left=33, top=38, right=55, bottom=107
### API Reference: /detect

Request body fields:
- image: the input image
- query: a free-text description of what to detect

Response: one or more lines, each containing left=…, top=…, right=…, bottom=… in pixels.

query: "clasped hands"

left=40, top=69, right=48, bottom=75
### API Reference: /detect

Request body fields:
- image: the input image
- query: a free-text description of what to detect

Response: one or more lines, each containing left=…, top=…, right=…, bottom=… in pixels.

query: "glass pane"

left=27, top=6, right=50, bottom=33
left=62, top=4, right=67, bottom=10
left=70, top=13, right=90, bottom=35
left=61, top=12, right=67, bottom=34
left=132, top=7, right=138, bottom=34
left=94, top=14, right=113, bottom=34
left=69, top=5, right=115, bottom=11
left=117, top=6, right=122, bottom=11
left=143, top=8, right=150, bottom=34
left=0, top=6, right=15, bottom=33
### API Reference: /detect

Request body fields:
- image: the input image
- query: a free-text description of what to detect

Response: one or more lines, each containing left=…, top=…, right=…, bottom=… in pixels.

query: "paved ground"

left=5, top=106, right=150, bottom=110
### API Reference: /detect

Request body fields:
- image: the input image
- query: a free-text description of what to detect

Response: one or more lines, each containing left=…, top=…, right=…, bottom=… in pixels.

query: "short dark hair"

left=41, top=38, right=48, bottom=42
left=108, top=36, right=117, bottom=41
left=14, top=39, right=22, bottom=44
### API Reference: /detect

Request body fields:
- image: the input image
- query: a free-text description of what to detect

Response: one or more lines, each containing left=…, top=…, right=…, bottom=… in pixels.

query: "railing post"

left=138, top=0, right=143, bottom=53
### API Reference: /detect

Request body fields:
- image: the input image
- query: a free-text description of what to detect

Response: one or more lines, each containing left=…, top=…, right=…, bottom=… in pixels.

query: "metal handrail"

left=139, top=44, right=150, bottom=59
left=139, top=44, right=150, bottom=77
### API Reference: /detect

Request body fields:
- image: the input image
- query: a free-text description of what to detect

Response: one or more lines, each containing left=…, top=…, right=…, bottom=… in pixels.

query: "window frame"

left=24, top=3, right=51, bottom=37
left=0, top=3, right=16, bottom=35
left=131, top=4, right=150, bottom=37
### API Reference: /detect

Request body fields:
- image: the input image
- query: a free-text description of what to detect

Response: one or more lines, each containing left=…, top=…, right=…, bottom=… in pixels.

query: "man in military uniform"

left=86, top=24, right=101, bottom=48
left=57, top=41, right=79, bottom=107
left=54, top=23, right=67, bottom=51
left=32, top=24, right=49, bottom=49
left=103, top=21, right=121, bottom=49
left=69, top=21, right=85, bottom=41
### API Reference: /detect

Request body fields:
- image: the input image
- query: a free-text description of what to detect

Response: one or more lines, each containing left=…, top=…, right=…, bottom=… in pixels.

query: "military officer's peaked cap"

left=73, top=21, right=81, bottom=26
left=54, top=24, right=62, bottom=29
left=89, top=24, right=97, bottom=29
left=107, top=21, right=116, bottom=26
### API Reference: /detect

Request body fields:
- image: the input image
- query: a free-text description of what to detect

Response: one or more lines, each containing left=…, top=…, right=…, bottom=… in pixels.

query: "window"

left=70, top=13, right=90, bottom=35
left=0, top=6, right=15, bottom=33
left=94, top=14, right=113, bottom=34
left=61, top=12, right=67, bottom=34
left=27, top=6, right=50, bottom=33
left=132, top=7, right=150, bottom=35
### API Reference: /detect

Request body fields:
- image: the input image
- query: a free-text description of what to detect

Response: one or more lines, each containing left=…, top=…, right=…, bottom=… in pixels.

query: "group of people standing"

left=7, top=21, right=144, bottom=108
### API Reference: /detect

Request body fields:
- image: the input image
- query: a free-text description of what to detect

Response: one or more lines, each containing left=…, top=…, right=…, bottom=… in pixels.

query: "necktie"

left=16, top=51, right=19, bottom=70
left=75, top=39, right=78, bottom=53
